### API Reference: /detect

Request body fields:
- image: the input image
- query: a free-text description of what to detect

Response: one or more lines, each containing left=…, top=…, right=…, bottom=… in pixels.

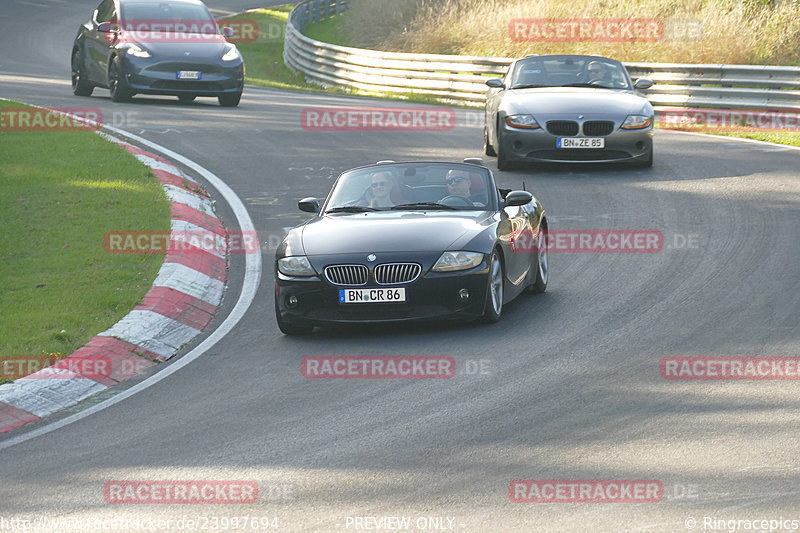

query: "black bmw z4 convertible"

left=274, top=160, right=549, bottom=335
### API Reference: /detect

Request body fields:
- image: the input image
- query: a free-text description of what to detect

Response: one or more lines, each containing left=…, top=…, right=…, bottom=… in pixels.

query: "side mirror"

left=486, top=78, right=505, bottom=89
left=223, top=26, right=235, bottom=39
left=634, top=78, right=653, bottom=90
left=504, top=190, right=533, bottom=207
left=298, top=197, right=320, bottom=213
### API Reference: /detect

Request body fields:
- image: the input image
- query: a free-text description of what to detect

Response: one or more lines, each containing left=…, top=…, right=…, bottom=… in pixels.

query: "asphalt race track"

left=1, top=1, right=800, bottom=531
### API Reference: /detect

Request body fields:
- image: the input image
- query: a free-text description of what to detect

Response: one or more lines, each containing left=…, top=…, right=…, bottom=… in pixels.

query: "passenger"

left=368, top=170, right=397, bottom=208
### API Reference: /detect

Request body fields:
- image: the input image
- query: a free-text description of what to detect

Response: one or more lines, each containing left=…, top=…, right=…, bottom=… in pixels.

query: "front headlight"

left=432, top=251, right=484, bottom=272
left=126, top=44, right=151, bottom=58
left=621, top=115, right=652, bottom=130
left=222, top=45, right=241, bottom=62
left=278, top=256, right=316, bottom=277
left=505, top=114, right=540, bottom=129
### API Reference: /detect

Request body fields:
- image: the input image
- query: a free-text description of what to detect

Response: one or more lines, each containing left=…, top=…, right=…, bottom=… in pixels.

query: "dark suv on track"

left=71, top=0, right=244, bottom=106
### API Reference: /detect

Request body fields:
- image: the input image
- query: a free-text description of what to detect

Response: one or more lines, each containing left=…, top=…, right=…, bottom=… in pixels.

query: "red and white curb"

left=0, top=136, right=228, bottom=434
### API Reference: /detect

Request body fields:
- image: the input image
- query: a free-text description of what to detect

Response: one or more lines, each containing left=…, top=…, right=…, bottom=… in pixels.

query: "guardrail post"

left=313, top=0, right=322, bottom=23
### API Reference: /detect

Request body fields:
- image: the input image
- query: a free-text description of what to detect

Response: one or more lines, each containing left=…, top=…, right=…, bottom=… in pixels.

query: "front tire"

left=496, top=125, right=512, bottom=171
left=484, top=126, right=496, bottom=156
left=638, top=147, right=654, bottom=168
left=526, top=223, right=548, bottom=294
left=108, top=56, right=133, bottom=102
left=71, top=49, right=94, bottom=96
left=218, top=91, right=241, bottom=107
left=481, top=250, right=504, bottom=323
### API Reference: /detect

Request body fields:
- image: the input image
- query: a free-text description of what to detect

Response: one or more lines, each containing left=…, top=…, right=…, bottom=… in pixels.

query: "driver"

left=443, top=169, right=485, bottom=207
left=586, top=60, right=618, bottom=87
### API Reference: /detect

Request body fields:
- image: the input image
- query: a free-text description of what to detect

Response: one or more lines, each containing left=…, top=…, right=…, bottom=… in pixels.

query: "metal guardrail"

left=284, top=0, right=800, bottom=111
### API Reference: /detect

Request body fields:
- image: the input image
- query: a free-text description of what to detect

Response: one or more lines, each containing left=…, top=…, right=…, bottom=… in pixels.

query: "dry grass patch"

left=344, top=0, right=800, bottom=64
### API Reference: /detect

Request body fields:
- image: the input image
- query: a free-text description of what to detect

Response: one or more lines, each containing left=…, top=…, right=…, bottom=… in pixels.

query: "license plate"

left=177, top=70, right=201, bottom=80
left=339, top=288, right=406, bottom=304
left=557, top=137, right=604, bottom=148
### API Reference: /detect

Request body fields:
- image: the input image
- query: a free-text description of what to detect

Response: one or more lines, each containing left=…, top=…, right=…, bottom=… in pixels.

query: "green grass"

left=0, top=101, right=169, bottom=379
left=712, top=131, right=800, bottom=147
left=231, top=7, right=309, bottom=90
left=228, top=7, right=449, bottom=105
left=301, top=13, right=348, bottom=45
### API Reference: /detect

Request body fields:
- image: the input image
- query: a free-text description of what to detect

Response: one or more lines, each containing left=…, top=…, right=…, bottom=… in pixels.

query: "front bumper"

left=275, top=259, right=491, bottom=326
left=121, top=55, right=244, bottom=96
left=500, top=121, right=653, bottom=164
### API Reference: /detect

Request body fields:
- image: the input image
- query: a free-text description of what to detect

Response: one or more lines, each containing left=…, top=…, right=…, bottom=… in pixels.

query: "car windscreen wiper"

left=390, top=202, right=457, bottom=210
left=511, top=84, right=543, bottom=89
left=325, top=206, right=379, bottom=213
left=561, top=82, right=610, bottom=88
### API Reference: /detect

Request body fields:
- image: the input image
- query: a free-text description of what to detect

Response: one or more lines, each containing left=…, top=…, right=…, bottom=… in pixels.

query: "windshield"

left=324, top=163, right=496, bottom=212
left=119, top=2, right=217, bottom=33
left=510, top=56, right=630, bottom=90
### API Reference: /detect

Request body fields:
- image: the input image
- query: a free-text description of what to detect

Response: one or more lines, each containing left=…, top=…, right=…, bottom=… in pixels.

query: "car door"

left=84, top=0, right=117, bottom=84
left=490, top=184, right=531, bottom=293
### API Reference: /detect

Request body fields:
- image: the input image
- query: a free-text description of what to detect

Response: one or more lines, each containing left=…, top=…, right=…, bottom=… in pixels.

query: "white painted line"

left=0, top=120, right=262, bottom=451
left=0, top=372, right=107, bottom=418
left=152, top=262, right=225, bottom=305
left=163, top=184, right=216, bottom=215
left=99, top=310, right=202, bottom=359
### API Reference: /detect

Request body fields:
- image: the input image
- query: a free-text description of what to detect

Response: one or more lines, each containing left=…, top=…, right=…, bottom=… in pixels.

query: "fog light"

left=513, top=141, right=523, bottom=150
left=288, top=295, right=298, bottom=306
left=636, top=141, right=645, bottom=150
left=458, top=288, right=470, bottom=301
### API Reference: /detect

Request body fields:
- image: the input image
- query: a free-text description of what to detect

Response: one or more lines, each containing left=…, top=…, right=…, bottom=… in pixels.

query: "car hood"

left=503, top=87, right=651, bottom=117
left=121, top=32, right=230, bottom=59
left=300, top=211, right=495, bottom=255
